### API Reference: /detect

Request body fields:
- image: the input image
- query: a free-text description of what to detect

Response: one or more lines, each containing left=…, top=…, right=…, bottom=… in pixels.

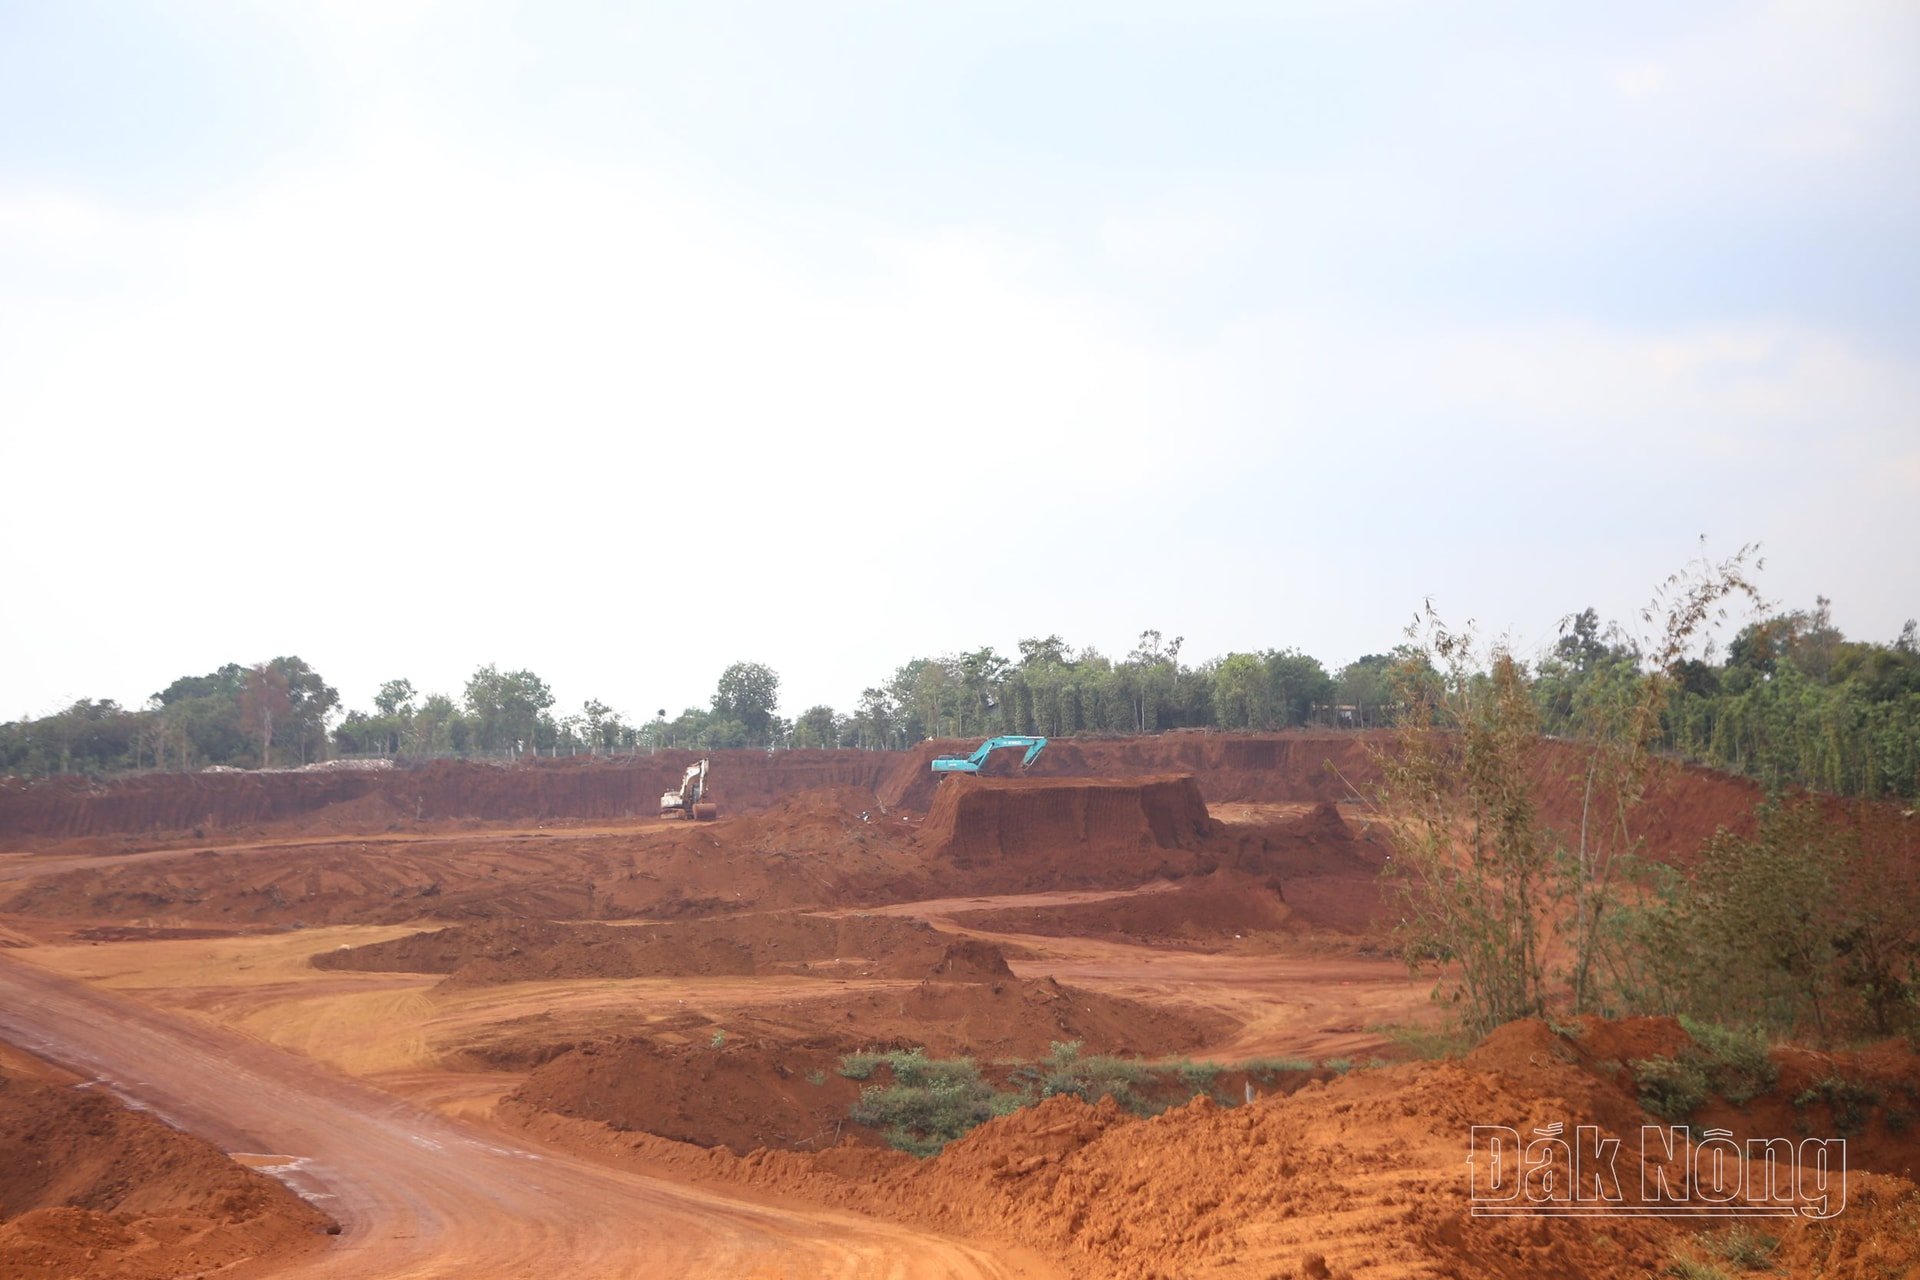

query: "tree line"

left=3, top=597, right=1915, bottom=798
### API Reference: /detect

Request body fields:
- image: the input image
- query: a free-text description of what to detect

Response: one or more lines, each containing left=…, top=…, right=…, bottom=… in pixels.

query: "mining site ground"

left=0, top=736, right=1914, bottom=1279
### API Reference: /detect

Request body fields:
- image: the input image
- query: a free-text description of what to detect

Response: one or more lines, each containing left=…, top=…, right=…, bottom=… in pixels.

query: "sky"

left=3, top=0, right=1917, bottom=725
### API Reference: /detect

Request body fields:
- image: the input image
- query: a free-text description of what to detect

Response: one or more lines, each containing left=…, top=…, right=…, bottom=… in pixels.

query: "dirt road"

left=0, top=955, right=1047, bottom=1280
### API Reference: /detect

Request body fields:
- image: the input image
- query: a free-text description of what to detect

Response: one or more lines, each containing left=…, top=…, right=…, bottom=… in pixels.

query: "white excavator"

left=659, top=758, right=718, bottom=820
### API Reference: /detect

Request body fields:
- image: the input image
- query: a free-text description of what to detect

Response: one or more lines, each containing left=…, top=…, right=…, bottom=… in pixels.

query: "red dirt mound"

left=953, top=872, right=1293, bottom=948
left=917, top=774, right=1215, bottom=881
left=314, top=911, right=1015, bottom=985
left=725, top=974, right=1230, bottom=1060
left=511, top=1039, right=862, bottom=1155
left=616, top=1018, right=1917, bottom=1280
left=877, top=734, right=1388, bottom=812
left=0, top=1062, right=331, bottom=1279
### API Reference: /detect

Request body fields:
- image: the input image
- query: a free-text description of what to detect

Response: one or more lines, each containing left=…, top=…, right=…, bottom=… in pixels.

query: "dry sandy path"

left=0, top=820, right=675, bottom=884
left=0, top=954, right=1046, bottom=1280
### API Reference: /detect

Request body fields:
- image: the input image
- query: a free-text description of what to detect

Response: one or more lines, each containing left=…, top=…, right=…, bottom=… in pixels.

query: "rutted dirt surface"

left=0, top=956, right=1048, bottom=1280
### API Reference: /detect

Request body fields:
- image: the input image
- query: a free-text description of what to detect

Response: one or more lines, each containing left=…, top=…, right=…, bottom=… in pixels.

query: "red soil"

left=313, top=912, right=1016, bottom=986
left=952, top=871, right=1294, bottom=948
left=504, top=970, right=1233, bottom=1155
left=0, top=1058, right=331, bottom=1279
left=2, top=734, right=1795, bottom=877
left=508, top=1018, right=1920, bottom=1280
left=0, top=749, right=899, bottom=841
left=917, top=774, right=1215, bottom=877
left=511, top=1039, right=863, bottom=1156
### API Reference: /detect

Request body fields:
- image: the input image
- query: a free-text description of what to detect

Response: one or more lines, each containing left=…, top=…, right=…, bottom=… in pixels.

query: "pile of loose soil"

left=313, top=911, right=1016, bottom=986
left=0, top=1060, right=332, bottom=1279
left=510, top=1039, right=861, bottom=1155
left=512, top=1017, right=1920, bottom=1280
left=741, top=974, right=1231, bottom=1060
left=503, top=973, right=1232, bottom=1153
left=917, top=774, right=1217, bottom=878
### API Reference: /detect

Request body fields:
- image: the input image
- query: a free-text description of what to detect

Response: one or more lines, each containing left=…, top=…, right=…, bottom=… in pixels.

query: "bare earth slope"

left=0, top=955, right=1046, bottom=1280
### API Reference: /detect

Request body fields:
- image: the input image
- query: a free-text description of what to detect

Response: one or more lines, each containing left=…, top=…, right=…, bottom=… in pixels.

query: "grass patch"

left=1664, top=1256, right=1732, bottom=1280
left=1168, top=1058, right=1220, bottom=1092
left=1237, top=1056, right=1315, bottom=1082
left=1700, top=1223, right=1779, bottom=1270
left=1371, top=1023, right=1473, bottom=1060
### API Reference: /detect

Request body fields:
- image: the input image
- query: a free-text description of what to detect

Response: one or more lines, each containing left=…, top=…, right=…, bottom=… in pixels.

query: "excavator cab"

left=659, top=759, right=719, bottom=820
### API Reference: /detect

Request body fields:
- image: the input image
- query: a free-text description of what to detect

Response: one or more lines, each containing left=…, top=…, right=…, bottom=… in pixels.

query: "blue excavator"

left=930, top=735, right=1048, bottom=774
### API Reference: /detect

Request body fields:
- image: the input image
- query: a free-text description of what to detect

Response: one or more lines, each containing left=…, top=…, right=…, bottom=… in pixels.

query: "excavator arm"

left=930, top=735, right=1048, bottom=774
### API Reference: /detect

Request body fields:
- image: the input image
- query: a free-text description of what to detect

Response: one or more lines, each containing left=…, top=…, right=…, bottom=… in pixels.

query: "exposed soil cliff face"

left=0, top=749, right=899, bottom=840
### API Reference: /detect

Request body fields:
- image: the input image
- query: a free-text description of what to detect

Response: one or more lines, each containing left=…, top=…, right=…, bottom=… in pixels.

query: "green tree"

left=374, top=679, right=416, bottom=718
left=1211, top=654, right=1270, bottom=729
left=464, top=665, right=555, bottom=753
left=712, top=662, right=780, bottom=746
left=794, top=705, right=839, bottom=748
left=239, top=663, right=292, bottom=768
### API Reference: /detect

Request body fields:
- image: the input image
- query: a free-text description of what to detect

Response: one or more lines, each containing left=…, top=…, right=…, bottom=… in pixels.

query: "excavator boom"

left=930, top=735, right=1048, bottom=774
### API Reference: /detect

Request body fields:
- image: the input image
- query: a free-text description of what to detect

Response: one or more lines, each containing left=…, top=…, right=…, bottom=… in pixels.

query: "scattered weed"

left=1700, top=1223, right=1779, bottom=1270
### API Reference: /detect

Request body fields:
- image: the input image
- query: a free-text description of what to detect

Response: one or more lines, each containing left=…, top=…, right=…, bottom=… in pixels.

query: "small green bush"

left=1321, top=1057, right=1355, bottom=1075
left=1371, top=1024, right=1472, bottom=1060
left=1635, top=1055, right=1711, bottom=1120
left=1793, top=1075, right=1881, bottom=1137
left=846, top=1052, right=1018, bottom=1156
left=1679, top=1018, right=1778, bottom=1106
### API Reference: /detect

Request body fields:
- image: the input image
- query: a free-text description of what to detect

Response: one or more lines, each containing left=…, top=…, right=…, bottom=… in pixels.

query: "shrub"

left=1679, top=1018, right=1778, bottom=1106
left=1634, top=1055, right=1710, bottom=1120
left=845, top=1051, right=1018, bottom=1156
left=1793, top=1075, right=1881, bottom=1137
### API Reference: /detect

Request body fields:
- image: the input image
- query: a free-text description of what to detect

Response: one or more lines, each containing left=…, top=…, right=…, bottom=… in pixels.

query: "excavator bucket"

left=691, top=802, right=719, bottom=821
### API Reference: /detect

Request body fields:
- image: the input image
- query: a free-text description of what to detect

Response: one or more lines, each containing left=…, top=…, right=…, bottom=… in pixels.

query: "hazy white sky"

left=3, top=1, right=1917, bottom=723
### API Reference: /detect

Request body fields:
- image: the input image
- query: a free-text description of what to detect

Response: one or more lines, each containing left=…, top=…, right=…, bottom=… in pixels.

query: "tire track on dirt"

left=0, top=954, right=1046, bottom=1279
